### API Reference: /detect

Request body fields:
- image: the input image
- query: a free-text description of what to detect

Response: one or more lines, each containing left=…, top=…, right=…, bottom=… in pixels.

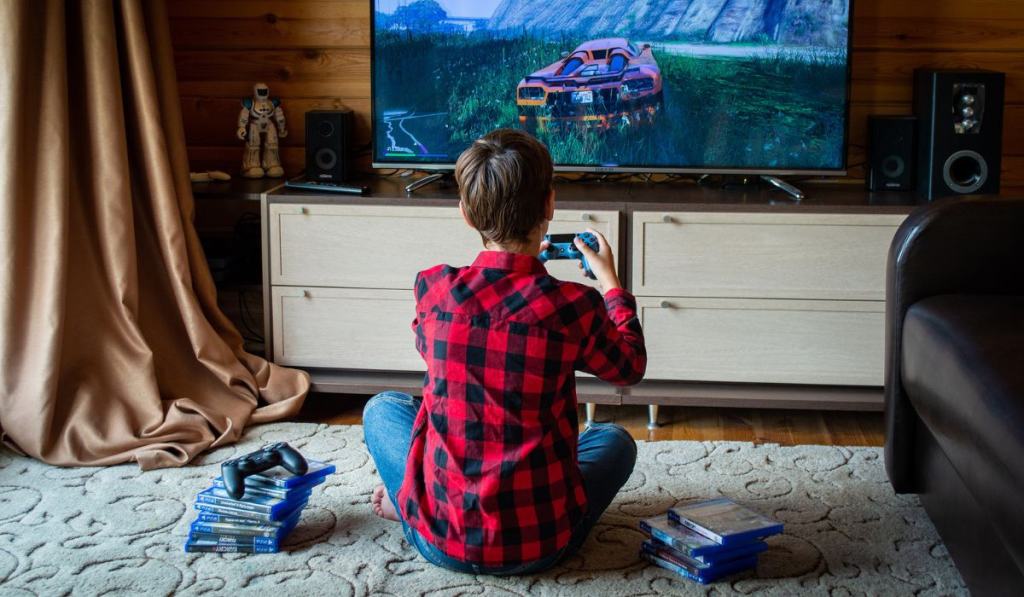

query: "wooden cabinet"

left=631, top=212, right=905, bottom=300
left=263, top=182, right=917, bottom=413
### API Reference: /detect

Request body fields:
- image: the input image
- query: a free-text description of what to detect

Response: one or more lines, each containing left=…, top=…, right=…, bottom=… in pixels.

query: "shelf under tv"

left=258, top=177, right=940, bottom=426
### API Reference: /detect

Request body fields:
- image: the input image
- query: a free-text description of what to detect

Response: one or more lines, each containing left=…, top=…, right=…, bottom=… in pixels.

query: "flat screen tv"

left=371, top=0, right=853, bottom=175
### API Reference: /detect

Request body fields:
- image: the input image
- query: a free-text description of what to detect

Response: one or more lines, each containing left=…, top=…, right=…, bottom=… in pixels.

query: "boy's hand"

left=575, top=229, right=621, bottom=292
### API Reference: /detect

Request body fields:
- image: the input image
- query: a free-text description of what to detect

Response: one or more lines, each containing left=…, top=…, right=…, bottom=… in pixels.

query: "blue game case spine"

left=190, top=522, right=279, bottom=538
left=642, top=542, right=758, bottom=583
left=194, top=498, right=308, bottom=523
left=640, top=551, right=707, bottom=584
left=196, top=511, right=286, bottom=527
left=188, top=532, right=279, bottom=548
left=640, top=519, right=713, bottom=558
left=184, top=540, right=277, bottom=554
left=196, top=488, right=310, bottom=517
left=195, top=491, right=272, bottom=515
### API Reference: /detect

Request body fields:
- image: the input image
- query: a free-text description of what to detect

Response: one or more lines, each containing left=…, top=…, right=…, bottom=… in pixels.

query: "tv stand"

left=405, top=172, right=453, bottom=194
left=262, top=177, right=926, bottom=429
left=760, top=175, right=806, bottom=201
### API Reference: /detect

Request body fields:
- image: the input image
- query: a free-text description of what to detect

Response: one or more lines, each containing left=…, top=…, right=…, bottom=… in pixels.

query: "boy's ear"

left=545, top=189, right=556, bottom=221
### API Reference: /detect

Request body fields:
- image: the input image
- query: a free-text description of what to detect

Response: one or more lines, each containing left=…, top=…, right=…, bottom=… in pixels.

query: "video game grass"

left=372, top=0, right=851, bottom=172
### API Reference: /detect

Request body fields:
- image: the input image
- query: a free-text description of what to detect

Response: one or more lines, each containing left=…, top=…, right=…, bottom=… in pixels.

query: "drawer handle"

left=662, top=214, right=674, bottom=224
left=581, top=212, right=593, bottom=222
left=303, top=290, right=312, bottom=299
left=659, top=300, right=674, bottom=309
left=300, top=207, right=309, bottom=215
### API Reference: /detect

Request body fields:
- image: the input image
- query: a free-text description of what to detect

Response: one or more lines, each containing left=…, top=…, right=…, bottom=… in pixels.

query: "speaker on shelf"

left=867, top=115, right=916, bottom=192
left=305, top=109, right=353, bottom=182
left=914, top=69, right=1004, bottom=200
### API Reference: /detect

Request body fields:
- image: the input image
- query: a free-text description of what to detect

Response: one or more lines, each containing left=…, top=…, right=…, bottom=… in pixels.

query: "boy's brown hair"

left=454, top=129, right=553, bottom=246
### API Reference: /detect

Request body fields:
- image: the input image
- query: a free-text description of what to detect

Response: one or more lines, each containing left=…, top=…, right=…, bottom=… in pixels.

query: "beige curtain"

left=0, top=0, right=309, bottom=469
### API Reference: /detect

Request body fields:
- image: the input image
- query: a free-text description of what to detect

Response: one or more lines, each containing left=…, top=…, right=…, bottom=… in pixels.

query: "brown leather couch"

left=885, top=196, right=1024, bottom=595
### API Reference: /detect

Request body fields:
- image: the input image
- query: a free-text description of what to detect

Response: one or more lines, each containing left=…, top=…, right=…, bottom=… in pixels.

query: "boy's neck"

left=483, top=241, right=539, bottom=257
left=483, top=231, right=543, bottom=257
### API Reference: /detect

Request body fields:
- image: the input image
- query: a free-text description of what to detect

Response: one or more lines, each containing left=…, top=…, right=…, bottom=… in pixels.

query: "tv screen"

left=372, top=0, right=852, bottom=174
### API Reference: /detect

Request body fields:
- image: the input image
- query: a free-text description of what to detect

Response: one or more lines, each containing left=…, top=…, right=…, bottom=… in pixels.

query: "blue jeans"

left=362, top=391, right=637, bottom=575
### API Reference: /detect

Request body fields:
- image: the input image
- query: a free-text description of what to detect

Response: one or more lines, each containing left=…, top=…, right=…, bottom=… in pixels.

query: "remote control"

left=221, top=443, right=309, bottom=499
left=284, top=179, right=370, bottom=195
left=539, top=232, right=600, bottom=279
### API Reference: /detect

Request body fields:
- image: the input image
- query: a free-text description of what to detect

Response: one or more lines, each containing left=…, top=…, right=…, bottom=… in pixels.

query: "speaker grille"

left=942, top=150, right=988, bottom=194
left=315, top=148, right=337, bottom=171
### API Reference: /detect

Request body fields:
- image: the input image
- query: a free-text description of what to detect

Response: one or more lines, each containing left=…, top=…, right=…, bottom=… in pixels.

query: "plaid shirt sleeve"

left=412, top=272, right=426, bottom=357
left=575, top=287, right=647, bottom=385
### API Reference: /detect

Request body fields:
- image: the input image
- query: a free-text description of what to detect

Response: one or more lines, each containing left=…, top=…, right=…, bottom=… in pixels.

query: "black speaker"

left=305, top=109, right=353, bottom=182
left=914, top=69, right=1004, bottom=200
left=867, top=116, right=916, bottom=192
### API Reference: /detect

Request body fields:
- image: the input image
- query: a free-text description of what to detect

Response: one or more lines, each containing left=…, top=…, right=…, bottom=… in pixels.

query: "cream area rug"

left=0, top=423, right=965, bottom=595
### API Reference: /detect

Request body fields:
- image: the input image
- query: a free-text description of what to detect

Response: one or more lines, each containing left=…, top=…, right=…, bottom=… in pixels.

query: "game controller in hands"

left=221, top=442, right=309, bottom=499
left=539, top=232, right=600, bottom=279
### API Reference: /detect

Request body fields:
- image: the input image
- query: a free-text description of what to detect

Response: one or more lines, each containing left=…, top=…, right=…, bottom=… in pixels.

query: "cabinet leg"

left=647, top=404, right=660, bottom=430
left=585, top=403, right=596, bottom=428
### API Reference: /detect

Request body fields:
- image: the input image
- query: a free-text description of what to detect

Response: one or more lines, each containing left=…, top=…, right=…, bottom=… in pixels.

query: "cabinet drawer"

left=272, top=287, right=421, bottom=371
left=271, top=287, right=605, bottom=380
left=269, top=204, right=620, bottom=289
left=638, top=297, right=884, bottom=386
left=269, top=204, right=478, bottom=289
left=632, top=212, right=906, bottom=300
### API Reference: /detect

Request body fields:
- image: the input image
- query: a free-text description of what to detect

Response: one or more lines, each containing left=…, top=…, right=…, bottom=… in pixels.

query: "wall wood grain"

left=171, top=0, right=1024, bottom=184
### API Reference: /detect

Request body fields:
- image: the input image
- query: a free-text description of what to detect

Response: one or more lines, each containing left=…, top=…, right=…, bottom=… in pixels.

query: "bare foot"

left=371, top=484, right=400, bottom=522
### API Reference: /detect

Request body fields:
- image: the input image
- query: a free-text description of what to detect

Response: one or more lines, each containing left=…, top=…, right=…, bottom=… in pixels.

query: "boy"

left=363, top=129, right=646, bottom=575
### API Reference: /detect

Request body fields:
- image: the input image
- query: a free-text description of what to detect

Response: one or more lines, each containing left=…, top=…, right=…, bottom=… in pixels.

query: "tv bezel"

left=369, top=0, right=854, bottom=177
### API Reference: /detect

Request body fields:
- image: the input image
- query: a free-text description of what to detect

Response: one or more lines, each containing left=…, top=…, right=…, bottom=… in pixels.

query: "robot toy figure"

left=237, top=82, right=288, bottom=178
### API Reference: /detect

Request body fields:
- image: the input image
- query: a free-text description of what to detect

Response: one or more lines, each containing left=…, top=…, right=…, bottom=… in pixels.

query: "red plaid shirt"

left=396, top=250, right=646, bottom=566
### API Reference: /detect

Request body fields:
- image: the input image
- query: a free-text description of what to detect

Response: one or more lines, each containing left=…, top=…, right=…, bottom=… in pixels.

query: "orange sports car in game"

left=516, top=38, right=664, bottom=131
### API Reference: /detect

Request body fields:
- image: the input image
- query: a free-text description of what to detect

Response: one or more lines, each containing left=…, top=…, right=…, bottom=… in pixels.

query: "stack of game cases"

left=640, top=497, right=783, bottom=584
left=185, top=460, right=336, bottom=553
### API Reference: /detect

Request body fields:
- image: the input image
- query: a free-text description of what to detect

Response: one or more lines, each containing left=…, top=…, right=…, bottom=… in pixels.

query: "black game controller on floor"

left=221, top=442, right=309, bottom=499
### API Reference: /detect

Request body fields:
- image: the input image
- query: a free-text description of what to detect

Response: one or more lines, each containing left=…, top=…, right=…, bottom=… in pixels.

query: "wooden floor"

left=296, top=394, right=884, bottom=447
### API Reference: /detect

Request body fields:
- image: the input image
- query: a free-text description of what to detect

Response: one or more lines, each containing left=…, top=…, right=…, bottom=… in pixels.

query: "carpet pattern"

left=0, top=423, right=965, bottom=595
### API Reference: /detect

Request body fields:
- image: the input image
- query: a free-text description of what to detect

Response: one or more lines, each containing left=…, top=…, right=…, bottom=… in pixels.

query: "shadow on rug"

left=0, top=423, right=965, bottom=595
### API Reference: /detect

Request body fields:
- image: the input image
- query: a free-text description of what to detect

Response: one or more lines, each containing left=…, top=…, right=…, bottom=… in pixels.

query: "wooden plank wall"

left=169, top=0, right=1024, bottom=186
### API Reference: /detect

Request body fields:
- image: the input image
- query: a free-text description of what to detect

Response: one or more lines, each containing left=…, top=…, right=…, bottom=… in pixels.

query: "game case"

left=641, top=541, right=758, bottom=584
left=669, top=498, right=783, bottom=546
left=195, top=498, right=304, bottom=526
left=243, top=459, right=336, bottom=489
left=641, top=517, right=767, bottom=563
left=195, top=486, right=312, bottom=517
left=212, top=475, right=325, bottom=500
left=195, top=498, right=309, bottom=523
left=641, top=516, right=739, bottom=558
left=188, top=531, right=279, bottom=549
left=184, top=536, right=279, bottom=554
left=190, top=511, right=300, bottom=538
